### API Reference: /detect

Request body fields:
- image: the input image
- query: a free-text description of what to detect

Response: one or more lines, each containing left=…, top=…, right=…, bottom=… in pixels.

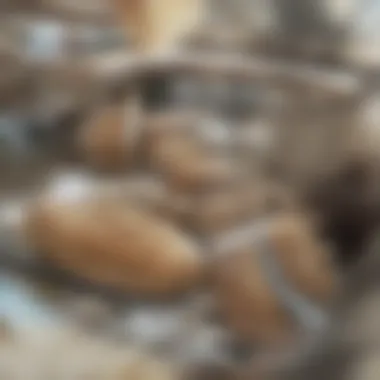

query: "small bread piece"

left=149, top=133, right=234, bottom=192
left=213, top=213, right=339, bottom=346
left=77, top=99, right=142, bottom=171
left=23, top=196, right=204, bottom=296
left=112, top=0, right=203, bottom=54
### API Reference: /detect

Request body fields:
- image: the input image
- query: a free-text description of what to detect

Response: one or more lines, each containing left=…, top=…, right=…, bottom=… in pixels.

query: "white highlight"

left=199, top=117, right=232, bottom=147
left=126, top=307, right=183, bottom=347
left=27, top=21, right=65, bottom=62
left=45, top=170, right=96, bottom=204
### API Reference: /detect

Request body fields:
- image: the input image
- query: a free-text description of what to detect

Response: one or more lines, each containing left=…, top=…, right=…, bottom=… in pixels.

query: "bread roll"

left=213, top=213, right=339, bottom=345
left=23, top=196, right=204, bottom=296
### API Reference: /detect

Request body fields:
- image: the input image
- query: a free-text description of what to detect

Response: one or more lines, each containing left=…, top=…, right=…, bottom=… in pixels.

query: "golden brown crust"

left=112, top=0, right=202, bottom=53
left=23, top=197, right=204, bottom=296
left=213, top=245, right=292, bottom=346
left=212, top=214, right=338, bottom=345
left=77, top=101, right=142, bottom=171
left=148, top=133, right=234, bottom=192
left=270, top=214, right=338, bottom=302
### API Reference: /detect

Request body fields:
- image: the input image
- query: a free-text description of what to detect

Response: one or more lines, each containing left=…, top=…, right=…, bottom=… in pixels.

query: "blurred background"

left=0, top=1, right=379, bottom=379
